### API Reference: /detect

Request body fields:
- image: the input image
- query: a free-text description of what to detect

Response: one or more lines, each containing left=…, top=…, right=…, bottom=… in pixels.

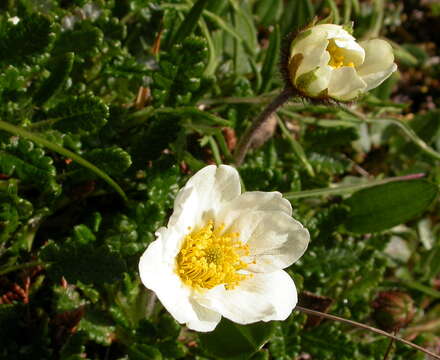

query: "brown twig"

left=295, top=305, right=440, bottom=359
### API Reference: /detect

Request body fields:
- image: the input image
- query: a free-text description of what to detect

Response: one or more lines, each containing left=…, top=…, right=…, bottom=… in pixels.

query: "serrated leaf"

left=0, top=13, right=53, bottom=66
left=53, top=285, right=85, bottom=312
left=0, top=138, right=60, bottom=194
left=79, top=308, right=115, bottom=346
left=199, top=319, right=276, bottom=359
left=83, top=146, right=132, bottom=177
left=41, top=241, right=127, bottom=285
left=0, top=65, right=28, bottom=94
left=52, top=23, right=103, bottom=57
left=48, top=94, right=109, bottom=134
left=304, top=126, right=359, bottom=150
left=33, top=52, right=75, bottom=106
left=344, top=179, right=438, bottom=233
left=152, top=36, right=208, bottom=107
left=128, top=344, right=163, bottom=360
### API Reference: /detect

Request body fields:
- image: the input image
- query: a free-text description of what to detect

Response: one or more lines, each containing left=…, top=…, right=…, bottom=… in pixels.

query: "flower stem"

left=383, top=332, right=396, bottom=360
left=295, top=305, right=440, bottom=359
left=340, top=105, right=440, bottom=162
left=284, top=173, right=425, bottom=200
left=0, top=119, right=128, bottom=203
left=0, top=261, right=45, bottom=276
left=233, top=88, right=294, bottom=166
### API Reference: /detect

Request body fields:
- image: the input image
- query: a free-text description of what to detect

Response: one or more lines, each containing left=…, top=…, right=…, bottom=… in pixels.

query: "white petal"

left=357, top=39, right=395, bottom=77
left=314, top=24, right=355, bottom=41
left=218, top=191, right=292, bottom=217
left=220, top=210, right=310, bottom=272
left=304, top=64, right=333, bottom=96
left=294, top=31, right=329, bottom=78
left=201, top=271, right=297, bottom=324
left=154, top=226, right=183, bottom=261
left=357, top=39, right=397, bottom=91
left=168, top=165, right=242, bottom=233
left=139, top=239, right=221, bottom=331
left=361, top=63, right=397, bottom=91
left=187, top=299, right=222, bottom=332
left=139, top=239, right=192, bottom=324
left=291, top=27, right=328, bottom=57
left=327, top=66, right=367, bottom=100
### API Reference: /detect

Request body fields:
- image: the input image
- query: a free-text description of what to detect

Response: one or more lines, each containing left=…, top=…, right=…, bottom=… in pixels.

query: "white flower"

left=139, top=165, right=310, bottom=332
left=289, top=23, right=397, bottom=101
left=8, top=16, right=20, bottom=25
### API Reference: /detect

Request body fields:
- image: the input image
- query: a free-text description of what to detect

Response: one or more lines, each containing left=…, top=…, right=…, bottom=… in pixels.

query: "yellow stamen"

left=176, top=220, right=252, bottom=291
left=327, top=39, right=356, bottom=69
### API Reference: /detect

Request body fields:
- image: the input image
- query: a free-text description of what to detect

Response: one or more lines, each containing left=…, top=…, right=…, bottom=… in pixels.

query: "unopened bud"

left=372, top=291, right=414, bottom=331
left=285, top=23, right=397, bottom=101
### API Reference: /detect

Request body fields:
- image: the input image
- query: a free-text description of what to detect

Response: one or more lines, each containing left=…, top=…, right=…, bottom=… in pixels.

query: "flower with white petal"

left=139, top=165, right=310, bottom=332
left=8, top=16, right=20, bottom=25
left=288, top=23, right=397, bottom=101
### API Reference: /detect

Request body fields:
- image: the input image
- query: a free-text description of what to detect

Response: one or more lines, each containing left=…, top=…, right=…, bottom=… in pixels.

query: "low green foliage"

left=0, top=1, right=439, bottom=359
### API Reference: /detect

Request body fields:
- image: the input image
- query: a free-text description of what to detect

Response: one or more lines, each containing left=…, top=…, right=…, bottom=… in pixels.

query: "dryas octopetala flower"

left=139, top=165, right=310, bottom=332
left=288, top=23, right=397, bottom=101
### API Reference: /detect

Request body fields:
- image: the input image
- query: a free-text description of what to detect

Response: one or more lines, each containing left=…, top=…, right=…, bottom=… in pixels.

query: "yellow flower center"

left=327, top=39, right=355, bottom=68
left=176, top=220, right=252, bottom=290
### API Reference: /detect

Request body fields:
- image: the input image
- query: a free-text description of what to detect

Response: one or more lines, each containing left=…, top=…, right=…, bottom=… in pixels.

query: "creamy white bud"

left=288, top=23, right=397, bottom=101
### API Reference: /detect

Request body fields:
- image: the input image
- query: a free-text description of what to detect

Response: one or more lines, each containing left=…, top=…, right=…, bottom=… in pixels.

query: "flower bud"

left=371, top=291, right=414, bottom=331
left=287, top=23, right=397, bottom=101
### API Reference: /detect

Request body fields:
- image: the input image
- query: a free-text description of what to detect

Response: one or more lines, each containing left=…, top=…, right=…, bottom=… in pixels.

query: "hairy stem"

left=295, top=306, right=440, bottom=359
left=233, top=88, right=294, bottom=166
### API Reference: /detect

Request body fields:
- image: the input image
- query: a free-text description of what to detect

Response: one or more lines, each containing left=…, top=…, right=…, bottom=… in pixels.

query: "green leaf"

left=0, top=119, right=127, bottom=202
left=344, top=179, right=438, bottom=233
left=72, top=224, right=96, bottom=245
left=83, top=146, right=132, bottom=177
left=53, top=285, right=85, bottom=312
left=52, top=23, right=103, bottom=57
left=260, top=25, right=280, bottom=93
left=172, top=0, right=210, bottom=45
left=152, top=36, right=208, bottom=107
left=254, top=0, right=283, bottom=26
left=48, top=94, right=109, bottom=134
left=33, top=52, right=75, bottom=106
left=394, top=109, right=440, bottom=155
left=199, top=319, right=276, bottom=359
left=79, top=308, right=115, bottom=346
left=128, top=344, right=163, bottom=360
left=0, top=13, right=53, bottom=66
left=59, top=332, right=88, bottom=360
left=41, top=241, right=127, bottom=285
left=0, top=138, right=60, bottom=194
left=281, top=0, right=314, bottom=34
left=304, top=126, right=359, bottom=150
